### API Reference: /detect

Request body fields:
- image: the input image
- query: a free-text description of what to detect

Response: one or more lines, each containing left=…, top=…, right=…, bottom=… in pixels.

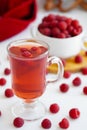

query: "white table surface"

left=0, top=1, right=87, bottom=130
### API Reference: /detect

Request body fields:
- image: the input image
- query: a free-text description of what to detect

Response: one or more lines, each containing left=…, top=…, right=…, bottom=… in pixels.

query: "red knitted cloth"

left=0, top=0, right=37, bottom=41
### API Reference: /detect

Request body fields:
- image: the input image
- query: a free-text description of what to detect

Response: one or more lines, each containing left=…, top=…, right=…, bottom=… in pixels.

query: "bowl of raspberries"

left=33, top=14, right=86, bottom=59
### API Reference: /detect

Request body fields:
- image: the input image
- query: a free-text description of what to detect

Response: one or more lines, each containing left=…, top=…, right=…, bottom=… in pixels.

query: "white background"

left=0, top=0, right=87, bottom=130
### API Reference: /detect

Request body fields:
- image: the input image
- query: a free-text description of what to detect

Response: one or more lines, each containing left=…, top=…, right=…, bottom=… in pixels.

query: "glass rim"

left=7, top=38, right=49, bottom=60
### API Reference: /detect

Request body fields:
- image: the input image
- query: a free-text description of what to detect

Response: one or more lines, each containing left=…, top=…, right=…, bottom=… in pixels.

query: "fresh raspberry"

left=71, top=19, right=79, bottom=28
left=72, top=77, right=81, bottom=86
left=63, top=71, right=71, bottom=78
left=56, top=15, right=67, bottom=21
left=41, top=118, right=52, bottom=129
left=0, top=111, right=1, bottom=116
left=40, top=28, right=51, bottom=36
left=5, top=88, right=14, bottom=98
left=51, top=27, right=60, bottom=37
left=42, top=21, right=49, bottom=28
left=59, top=83, right=69, bottom=93
left=74, top=55, right=83, bottom=63
left=42, top=16, right=48, bottom=22
left=4, top=68, right=11, bottom=75
left=49, top=103, right=60, bottom=114
left=65, top=18, right=72, bottom=26
left=13, top=117, right=24, bottom=128
left=59, top=118, right=69, bottom=129
left=38, top=14, right=82, bottom=38
left=85, top=51, right=87, bottom=56
left=50, top=20, right=58, bottom=28
left=58, top=21, right=67, bottom=31
left=0, top=78, right=6, bottom=86
left=69, top=108, right=80, bottom=119
left=67, top=25, right=74, bottom=35
left=46, top=14, right=56, bottom=21
left=81, top=67, right=87, bottom=75
left=57, top=32, right=66, bottom=38
left=83, top=86, right=87, bottom=95
left=61, top=58, right=66, bottom=67
left=72, top=28, right=79, bottom=36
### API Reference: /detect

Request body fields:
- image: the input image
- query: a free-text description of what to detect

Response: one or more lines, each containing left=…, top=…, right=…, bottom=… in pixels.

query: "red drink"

left=8, top=40, right=48, bottom=101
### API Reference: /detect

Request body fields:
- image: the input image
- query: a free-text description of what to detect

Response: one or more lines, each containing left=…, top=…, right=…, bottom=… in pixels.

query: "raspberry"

left=81, top=67, right=87, bottom=75
left=74, top=55, right=83, bottom=63
left=72, top=28, right=79, bottom=36
left=67, top=25, right=74, bottom=35
left=56, top=15, right=67, bottom=21
left=38, top=14, right=82, bottom=38
left=71, top=19, right=79, bottom=28
left=63, top=71, right=71, bottom=78
left=50, top=20, right=58, bottom=28
left=22, top=50, right=32, bottom=57
left=59, top=118, right=69, bottom=129
left=58, top=21, right=67, bottom=31
left=59, top=83, right=69, bottom=93
left=72, top=77, right=81, bottom=86
left=51, top=27, right=60, bottom=37
left=5, top=88, right=14, bottom=98
left=13, top=117, right=24, bottom=128
left=57, top=32, right=66, bottom=38
left=83, top=86, right=87, bottom=95
left=31, top=47, right=37, bottom=51
left=46, top=14, right=56, bottom=21
left=65, top=18, right=72, bottom=26
left=69, top=108, right=80, bottom=119
left=41, top=118, right=52, bottom=129
left=0, top=111, right=1, bottom=116
left=85, top=51, right=87, bottom=56
left=0, top=78, right=6, bottom=86
left=41, top=28, right=51, bottom=36
left=49, top=103, right=60, bottom=114
left=20, top=48, right=28, bottom=52
left=42, top=21, right=49, bottom=28
left=4, top=68, right=11, bottom=75
left=61, top=58, right=66, bottom=67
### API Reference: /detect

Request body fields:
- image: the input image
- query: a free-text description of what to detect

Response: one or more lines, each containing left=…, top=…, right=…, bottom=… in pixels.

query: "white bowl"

left=31, top=26, right=86, bottom=59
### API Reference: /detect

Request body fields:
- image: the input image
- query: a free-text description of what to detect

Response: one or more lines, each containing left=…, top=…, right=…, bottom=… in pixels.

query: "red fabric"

left=0, top=0, right=37, bottom=42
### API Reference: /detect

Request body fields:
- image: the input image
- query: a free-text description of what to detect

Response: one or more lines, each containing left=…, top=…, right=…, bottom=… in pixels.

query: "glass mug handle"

left=46, top=56, right=64, bottom=83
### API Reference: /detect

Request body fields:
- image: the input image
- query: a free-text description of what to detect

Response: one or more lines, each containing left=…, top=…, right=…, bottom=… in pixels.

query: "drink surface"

left=9, top=42, right=48, bottom=101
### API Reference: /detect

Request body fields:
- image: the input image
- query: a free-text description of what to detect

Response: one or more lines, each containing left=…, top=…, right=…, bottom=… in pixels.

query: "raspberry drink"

left=8, top=40, right=48, bottom=101
left=7, top=39, right=63, bottom=120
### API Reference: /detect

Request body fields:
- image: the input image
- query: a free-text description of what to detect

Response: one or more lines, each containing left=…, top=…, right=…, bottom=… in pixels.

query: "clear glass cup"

left=7, top=39, right=64, bottom=121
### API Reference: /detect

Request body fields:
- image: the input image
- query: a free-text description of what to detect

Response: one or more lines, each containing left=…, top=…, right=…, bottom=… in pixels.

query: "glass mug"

left=7, top=39, right=64, bottom=121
